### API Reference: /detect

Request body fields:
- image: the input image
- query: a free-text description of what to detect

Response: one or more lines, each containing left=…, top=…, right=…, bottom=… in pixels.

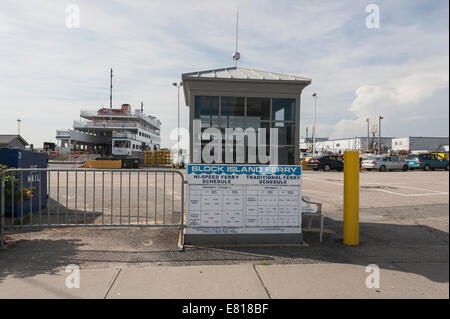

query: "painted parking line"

left=362, top=183, right=446, bottom=193
left=302, top=177, right=342, bottom=186
left=385, top=181, right=449, bottom=187
left=303, top=177, right=449, bottom=197
left=368, top=188, right=449, bottom=197
left=389, top=185, right=447, bottom=193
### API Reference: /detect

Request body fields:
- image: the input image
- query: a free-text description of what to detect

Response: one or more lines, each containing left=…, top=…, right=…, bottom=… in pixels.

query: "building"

left=0, top=135, right=28, bottom=150
left=56, top=104, right=161, bottom=157
left=313, top=137, right=394, bottom=154
left=43, top=142, right=56, bottom=151
left=392, top=137, right=449, bottom=153
left=182, top=66, right=312, bottom=164
left=299, top=137, right=328, bottom=152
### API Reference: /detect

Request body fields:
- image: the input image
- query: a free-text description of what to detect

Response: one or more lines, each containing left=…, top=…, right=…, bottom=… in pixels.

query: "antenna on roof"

left=232, top=11, right=240, bottom=67
left=141, top=101, right=144, bottom=113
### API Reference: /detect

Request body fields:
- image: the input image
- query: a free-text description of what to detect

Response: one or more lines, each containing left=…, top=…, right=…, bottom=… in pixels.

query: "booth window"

left=220, top=96, right=244, bottom=130
left=277, top=147, right=295, bottom=164
left=221, top=97, right=245, bottom=121
left=194, top=95, right=297, bottom=165
left=272, top=98, right=295, bottom=121
left=246, top=121, right=270, bottom=146
left=273, top=122, right=295, bottom=146
left=272, top=99, right=296, bottom=164
left=246, top=98, right=270, bottom=121
left=195, top=96, right=220, bottom=137
left=194, top=96, right=219, bottom=120
left=246, top=98, right=271, bottom=164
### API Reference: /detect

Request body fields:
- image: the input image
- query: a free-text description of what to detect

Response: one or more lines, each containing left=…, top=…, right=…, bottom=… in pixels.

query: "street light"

left=312, top=93, right=318, bottom=157
left=17, top=119, right=21, bottom=135
left=378, top=116, right=384, bottom=155
left=172, top=82, right=183, bottom=162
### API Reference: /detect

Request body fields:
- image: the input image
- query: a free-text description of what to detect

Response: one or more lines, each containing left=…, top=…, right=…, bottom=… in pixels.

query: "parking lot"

left=0, top=166, right=448, bottom=297
left=303, top=169, right=449, bottom=211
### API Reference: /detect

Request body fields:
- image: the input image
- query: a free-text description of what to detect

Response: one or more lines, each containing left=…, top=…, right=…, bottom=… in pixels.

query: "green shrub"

left=0, top=164, right=36, bottom=208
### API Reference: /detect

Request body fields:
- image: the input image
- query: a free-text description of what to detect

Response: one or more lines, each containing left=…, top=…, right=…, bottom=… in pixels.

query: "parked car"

left=362, top=156, right=409, bottom=172
left=307, top=154, right=344, bottom=171
left=300, top=152, right=313, bottom=160
left=432, top=152, right=449, bottom=160
left=406, top=153, right=449, bottom=171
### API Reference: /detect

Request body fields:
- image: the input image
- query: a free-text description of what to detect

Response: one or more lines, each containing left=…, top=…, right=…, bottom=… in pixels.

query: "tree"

left=369, top=124, right=378, bottom=153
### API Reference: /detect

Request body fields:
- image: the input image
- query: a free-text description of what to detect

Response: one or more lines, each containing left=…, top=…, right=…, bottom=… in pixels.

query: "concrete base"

left=184, top=233, right=303, bottom=245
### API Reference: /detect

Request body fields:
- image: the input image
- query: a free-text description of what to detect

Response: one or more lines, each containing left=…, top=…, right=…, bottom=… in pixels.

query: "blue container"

left=0, top=148, right=48, bottom=216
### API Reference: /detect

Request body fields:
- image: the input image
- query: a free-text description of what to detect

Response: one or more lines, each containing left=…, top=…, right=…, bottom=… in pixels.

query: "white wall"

left=315, top=137, right=393, bottom=153
left=316, top=138, right=362, bottom=153
left=392, top=137, right=410, bottom=151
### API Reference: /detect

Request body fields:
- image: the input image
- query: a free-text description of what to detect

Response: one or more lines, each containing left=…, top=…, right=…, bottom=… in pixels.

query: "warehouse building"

left=299, top=137, right=329, bottom=152
left=391, top=137, right=449, bottom=153
left=313, top=137, right=393, bottom=154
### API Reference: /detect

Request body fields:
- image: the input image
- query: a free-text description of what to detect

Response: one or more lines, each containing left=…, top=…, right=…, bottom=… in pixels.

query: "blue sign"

left=187, top=164, right=302, bottom=186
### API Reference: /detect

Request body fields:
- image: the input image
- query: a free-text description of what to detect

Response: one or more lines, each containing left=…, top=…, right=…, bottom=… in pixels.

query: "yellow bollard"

left=343, top=150, right=360, bottom=245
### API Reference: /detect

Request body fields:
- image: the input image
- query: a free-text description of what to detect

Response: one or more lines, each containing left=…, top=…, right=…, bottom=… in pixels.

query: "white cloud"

left=0, top=0, right=448, bottom=147
left=331, top=59, right=449, bottom=138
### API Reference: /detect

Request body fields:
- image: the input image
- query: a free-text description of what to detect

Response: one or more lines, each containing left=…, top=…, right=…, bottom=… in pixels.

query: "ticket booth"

left=183, top=67, right=311, bottom=165
left=182, top=66, right=311, bottom=244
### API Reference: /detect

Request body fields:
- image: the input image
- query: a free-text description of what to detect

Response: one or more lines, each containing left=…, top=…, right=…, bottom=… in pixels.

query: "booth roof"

left=182, top=66, right=311, bottom=83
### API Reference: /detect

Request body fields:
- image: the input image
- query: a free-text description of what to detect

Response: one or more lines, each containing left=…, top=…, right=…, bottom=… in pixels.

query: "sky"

left=0, top=0, right=448, bottom=149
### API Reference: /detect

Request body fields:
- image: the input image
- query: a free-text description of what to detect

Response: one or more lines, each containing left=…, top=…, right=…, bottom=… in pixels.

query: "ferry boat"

left=56, top=103, right=161, bottom=157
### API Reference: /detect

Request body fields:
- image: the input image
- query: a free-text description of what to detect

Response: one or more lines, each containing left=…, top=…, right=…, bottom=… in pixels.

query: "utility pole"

left=366, top=118, right=370, bottom=153
left=312, top=93, right=318, bottom=157
left=172, top=82, right=183, bottom=161
left=110, top=68, right=113, bottom=109
left=306, top=126, right=309, bottom=152
left=378, top=116, right=383, bottom=155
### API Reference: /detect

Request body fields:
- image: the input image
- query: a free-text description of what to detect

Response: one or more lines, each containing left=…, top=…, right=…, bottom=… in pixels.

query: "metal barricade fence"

left=1, top=168, right=185, bottom=251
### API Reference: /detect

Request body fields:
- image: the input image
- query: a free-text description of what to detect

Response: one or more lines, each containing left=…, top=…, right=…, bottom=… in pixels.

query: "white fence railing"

left=56, top=130, right=71, bottom=137
left=73, top=120, right=160, bottom=136
left=1, top=168, right=185, bottom=251
left=79, top=110, right=161, bottom=128
left=112, top=131, right=137, bottom=140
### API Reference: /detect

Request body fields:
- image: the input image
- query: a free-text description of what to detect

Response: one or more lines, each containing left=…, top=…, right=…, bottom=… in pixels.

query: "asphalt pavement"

left=0, top=169, right=448, bottom=298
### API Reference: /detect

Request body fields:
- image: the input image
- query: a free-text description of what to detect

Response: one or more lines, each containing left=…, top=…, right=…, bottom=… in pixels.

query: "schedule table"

left=186, top=164, right=303, bottom=237
left=188, top=185, right=301, bottom=228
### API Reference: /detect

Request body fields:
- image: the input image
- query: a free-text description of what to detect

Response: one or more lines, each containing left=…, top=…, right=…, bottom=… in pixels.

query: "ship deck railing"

left=73, top=120, right=160, bottom=136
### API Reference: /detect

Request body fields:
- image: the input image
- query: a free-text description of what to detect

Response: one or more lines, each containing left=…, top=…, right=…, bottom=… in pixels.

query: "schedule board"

left=186, top=164, right=302, bottom=235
